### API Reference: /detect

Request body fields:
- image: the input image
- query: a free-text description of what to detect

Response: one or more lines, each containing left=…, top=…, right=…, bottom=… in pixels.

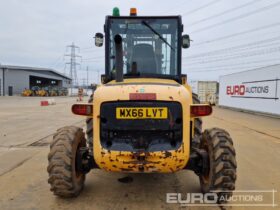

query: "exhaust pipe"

left=114, top=34, right=123, bottom=82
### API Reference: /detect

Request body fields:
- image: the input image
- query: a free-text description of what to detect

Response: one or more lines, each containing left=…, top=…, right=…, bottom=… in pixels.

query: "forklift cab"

left=95, top=8, right=190, bottom=83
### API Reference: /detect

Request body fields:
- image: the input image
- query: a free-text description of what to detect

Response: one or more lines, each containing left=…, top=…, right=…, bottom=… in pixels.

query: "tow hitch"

left=185, top=148, right=209, bottom=176
left=76, top=147, right=98, bottom=174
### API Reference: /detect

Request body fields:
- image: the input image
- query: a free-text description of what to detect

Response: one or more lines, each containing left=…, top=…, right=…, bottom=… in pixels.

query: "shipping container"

left=189, top=80, right=198, bottom=94
left=190, top=80, right=219, bottom=104
left=219, top=65, right=280, bottom=116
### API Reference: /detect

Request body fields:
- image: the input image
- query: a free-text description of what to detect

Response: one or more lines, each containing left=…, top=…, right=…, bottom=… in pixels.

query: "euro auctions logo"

left=224, top=78, right=279, bottom=100
left=166, top=190, right=278, bottom=207
left=226, top=85, right=269, bottom=96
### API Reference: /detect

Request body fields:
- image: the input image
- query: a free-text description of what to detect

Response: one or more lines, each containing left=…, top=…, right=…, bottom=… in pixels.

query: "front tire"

left=199, top=128, right=237, bottom=203
left=47, top=126, right=86, bottom=197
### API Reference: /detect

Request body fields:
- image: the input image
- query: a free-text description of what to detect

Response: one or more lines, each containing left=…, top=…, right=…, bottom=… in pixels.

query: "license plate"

left=116, top=107, right=168, bottom=119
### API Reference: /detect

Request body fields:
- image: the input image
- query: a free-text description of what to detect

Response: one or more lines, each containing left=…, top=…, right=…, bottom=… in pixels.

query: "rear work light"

left=72, top=104, right=93, bottom=116
left=191, top=105, right=212, bottom=117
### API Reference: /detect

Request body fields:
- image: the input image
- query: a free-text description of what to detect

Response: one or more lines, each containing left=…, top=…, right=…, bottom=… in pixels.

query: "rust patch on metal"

left=123, top=160, right=160, bottom=165
left=138, top=165, right=144, bottom=172
left=176, top=164, right=183, bottom=169
left=164, top=151, right=172, bottom=158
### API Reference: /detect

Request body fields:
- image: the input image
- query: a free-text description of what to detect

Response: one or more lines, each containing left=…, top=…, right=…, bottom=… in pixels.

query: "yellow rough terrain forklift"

left=47, top=8, right=237, bottom=202
left=21, top=88, right=33, bottom=96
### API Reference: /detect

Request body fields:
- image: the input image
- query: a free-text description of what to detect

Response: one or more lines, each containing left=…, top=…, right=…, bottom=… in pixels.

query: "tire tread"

left=200, top=128, right=237, bottom=202
left=47, top=126, right=85, bottom=198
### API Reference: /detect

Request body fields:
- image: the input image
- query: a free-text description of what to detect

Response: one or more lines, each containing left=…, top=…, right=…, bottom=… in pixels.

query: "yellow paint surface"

left=92, top=78, right=193, bottom=173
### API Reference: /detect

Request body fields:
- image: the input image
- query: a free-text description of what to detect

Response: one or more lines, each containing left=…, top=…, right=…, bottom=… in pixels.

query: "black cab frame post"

left=114, top=34, right=123, bottom=82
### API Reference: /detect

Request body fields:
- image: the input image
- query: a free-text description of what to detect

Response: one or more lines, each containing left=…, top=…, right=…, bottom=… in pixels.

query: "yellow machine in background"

left=21, top=86, right=68, bottom=97
left=47, top=8, right=237, bottom=204
left=21, top=88, right=32, bottom=96
left=37, top=89, right=48, bottom=97
left=22, top=86, right=47, bottom=97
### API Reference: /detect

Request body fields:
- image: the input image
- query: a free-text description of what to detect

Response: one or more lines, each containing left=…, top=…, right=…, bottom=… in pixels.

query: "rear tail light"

left=191, top=105, right=212, bottom=117
left=72, top=104, right=93, bottom=116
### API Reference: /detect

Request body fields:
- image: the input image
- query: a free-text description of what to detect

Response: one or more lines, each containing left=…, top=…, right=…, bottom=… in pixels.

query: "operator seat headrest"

left=131, top=44, right=157, bottom=74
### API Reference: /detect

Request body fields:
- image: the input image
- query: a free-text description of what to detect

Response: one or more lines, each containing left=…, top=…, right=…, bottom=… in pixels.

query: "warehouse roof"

left=0, top=65, right=71, bottom=80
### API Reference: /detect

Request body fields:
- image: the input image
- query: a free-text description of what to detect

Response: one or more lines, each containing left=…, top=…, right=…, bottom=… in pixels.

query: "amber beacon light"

left=130, top=8, right=137, bottom=16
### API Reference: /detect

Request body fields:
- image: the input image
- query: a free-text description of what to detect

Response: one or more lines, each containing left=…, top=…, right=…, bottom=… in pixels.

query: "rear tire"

left=86, top=94, right=93, bottom=152
left=47, top=126, right=86, bottom=198
left=199, top=128, right=237, bottom=203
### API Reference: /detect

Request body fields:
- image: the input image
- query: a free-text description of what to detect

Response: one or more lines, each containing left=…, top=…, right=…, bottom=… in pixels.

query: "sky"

left=0, top=0, right=280, bottom=84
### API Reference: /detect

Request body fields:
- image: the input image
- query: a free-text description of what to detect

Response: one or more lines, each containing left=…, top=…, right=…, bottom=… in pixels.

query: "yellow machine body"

left=91, top=78, right=195, bottom=173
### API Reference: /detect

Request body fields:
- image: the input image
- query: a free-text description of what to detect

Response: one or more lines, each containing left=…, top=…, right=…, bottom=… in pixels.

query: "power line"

left=161, top=0, right=189, bottom=14
left=184, top=58, right=280, bottom=69
left=192, top=22, right=280, bottom=46
left=82, top=56, right=104, bottom=61
left=82, top=49, right=103, bottom=53
left=80, top=68, right=101, bottom=84
left=185, top=42, right=280, bottom=60
left=82, top=60, right=104, bottom=63
left=81, top=47, right=103, bottom=53
left=187, top=65, right=265, bottom=72
left=190, top=1, right=280, bottom=34
left=80, top=69, right=101, bottom=72
left=48, top=55, right=64, bottom=69
left=195, top=29, right=280, bottom=47
left=64, top=42, right=82, bottom=94
left=188, top=0, right=265, bottom=27
left=186, top=64, right=272, bottom=73
left=182, top=0, right=223, bottom=16
left=186, top=63, right=279, bottom=73
left=184, top=36, right=280, bottom=59
left=184, top=46, right=280, bottom=65
left=80, top=47, right=95, bottom=50
left=202, top=45, right=280, bottom=60
left=185, top=49, right=280, bottom=65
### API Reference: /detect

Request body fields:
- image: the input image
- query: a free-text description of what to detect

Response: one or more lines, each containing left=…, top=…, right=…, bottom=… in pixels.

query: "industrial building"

left=0, top=65, right=71, bottom=96
left=219, top=64, right=280, bottom=116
